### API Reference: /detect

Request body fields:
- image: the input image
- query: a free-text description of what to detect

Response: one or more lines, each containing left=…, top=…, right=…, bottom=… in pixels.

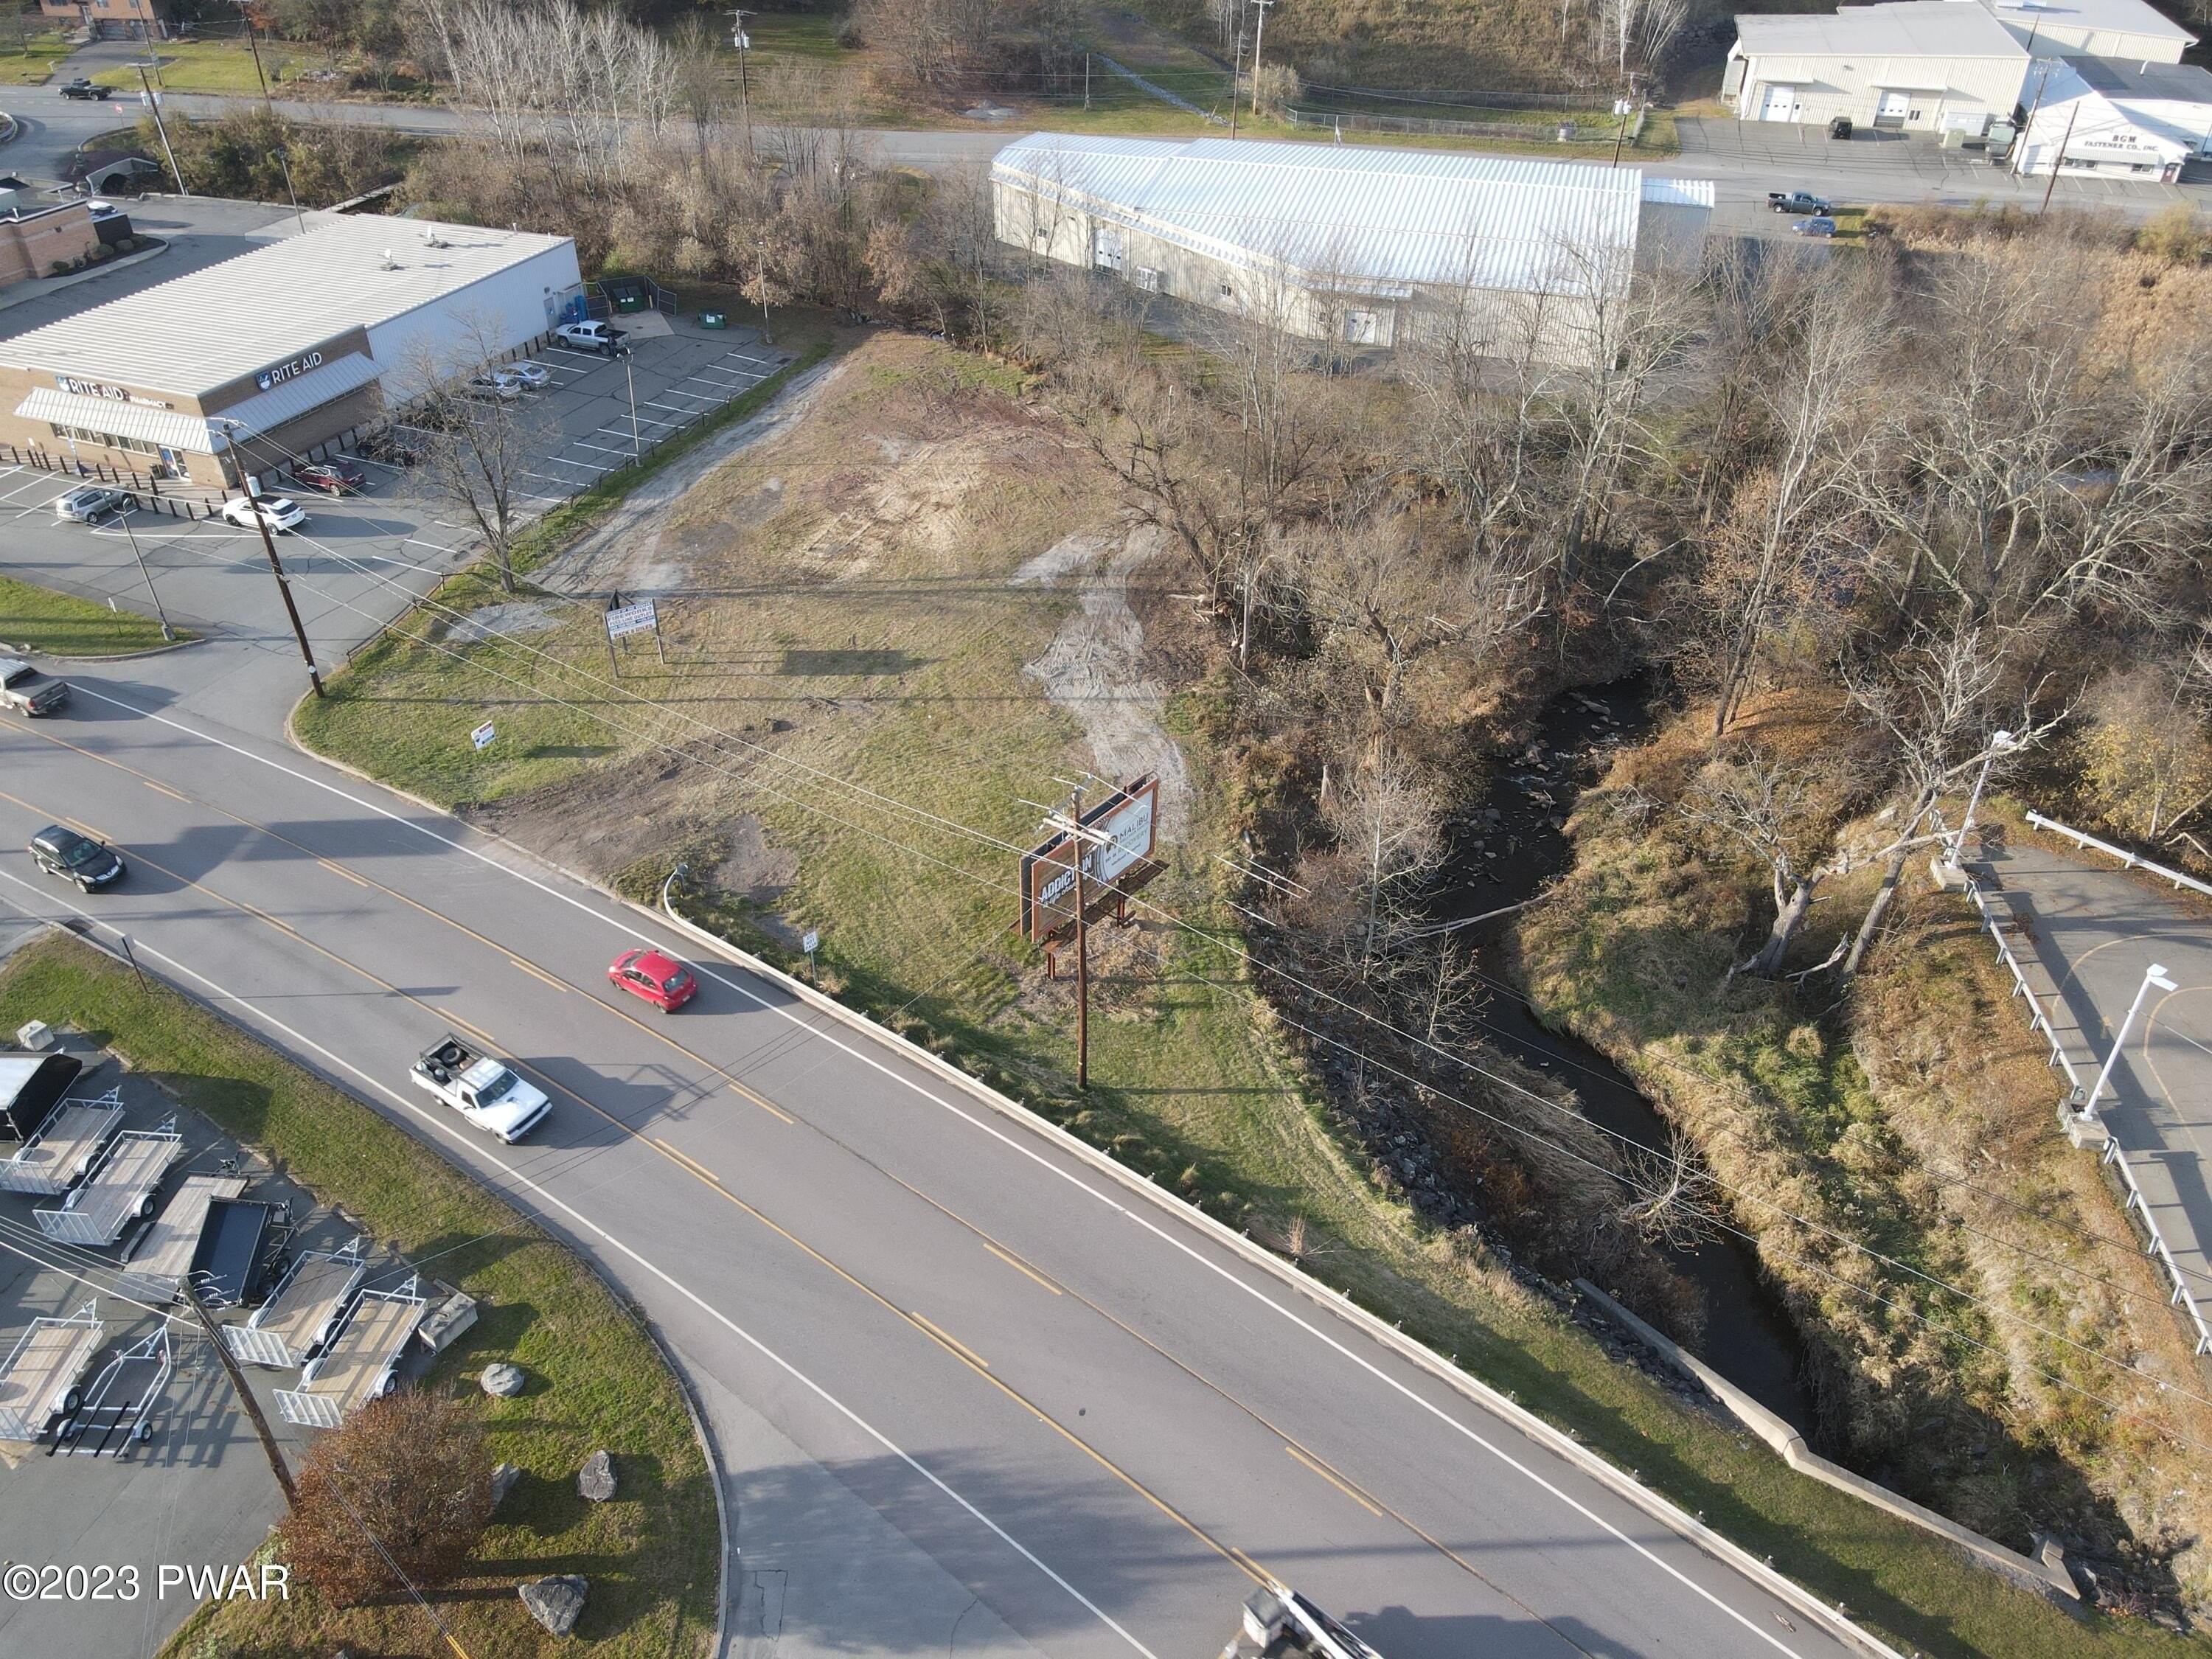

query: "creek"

left=1434, top=676, right=1816, bottom=1431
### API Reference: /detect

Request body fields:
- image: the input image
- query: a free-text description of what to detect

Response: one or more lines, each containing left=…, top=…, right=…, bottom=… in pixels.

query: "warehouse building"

left=1986, top=0, right=2195, bottom=65
left=2017, top=55, right=2212, bottom=177
left=1726, top=1, right=2032, bottom=132
left=992, top=133, right=1714, bottom=366
left=0, top=215, right=582, bottom=488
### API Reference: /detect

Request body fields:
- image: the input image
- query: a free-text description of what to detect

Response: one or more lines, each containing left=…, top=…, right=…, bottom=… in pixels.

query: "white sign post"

left=604, top=599, right=663, bottom=672
left=470, top=720, right=496, bottom=751
left=801, top=928, right=820, bottom=983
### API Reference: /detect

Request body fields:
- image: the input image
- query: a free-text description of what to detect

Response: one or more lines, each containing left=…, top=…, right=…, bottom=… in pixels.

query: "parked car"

left=219, top=495, right=306, bottom=533
left=358, top=429, right=425, bottom=467
left=86, top=199, right=122, bottom=223
left=28, top=824, right=124, bottom=891
left=554, top=319, right=629, bottom=356
left=58, top=79, right=104, bottom=101
left=411, top=1035, right=550, bottom=1143
left=1828, top=116, right=1853, bottom=140
left=503, top=361, right=552, bottom=390
left=0, top=657, right=69, bottom=717
left=291, top=459, right=367, bottom=496
left=1767, top=190, right=1832, bottom=217
left=53, top=484, right=136, bottom=524
left=462, top=370, right=526, bottom=402
left=608, top=948, right=698, bottom=1012
left=1792, top=216, right=1840, bottom=238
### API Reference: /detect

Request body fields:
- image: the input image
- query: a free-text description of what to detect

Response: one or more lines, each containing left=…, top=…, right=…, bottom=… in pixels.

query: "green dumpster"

left=700, top=310, right=726, bottom=329
left=615, top=293, right=645, bottom=313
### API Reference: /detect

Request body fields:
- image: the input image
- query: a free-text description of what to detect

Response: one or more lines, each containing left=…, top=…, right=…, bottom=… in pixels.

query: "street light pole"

left=116, top=507, right=174, bottom=640
left=136, top=63, right=189, bottom=196
left=1953, top=728, right=2017, bottom=859
left=2076, top=962, right=2177, bottom=1124
left=753, top=237, right=773, bottom=344
left=625, top=361, right=641, bottom=458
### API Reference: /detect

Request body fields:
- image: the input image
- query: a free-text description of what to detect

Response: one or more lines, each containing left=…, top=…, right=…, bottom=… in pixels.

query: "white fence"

left=1959, top=866, right=2212, bottom=1357
left=2024, top=810, right=2212, bottom=900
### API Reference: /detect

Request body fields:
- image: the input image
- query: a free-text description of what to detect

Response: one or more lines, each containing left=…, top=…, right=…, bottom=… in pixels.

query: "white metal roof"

left=1989, top=0, right=2194, bottom=45
left=13, top=387, right=219, bottom=452
left=1734, top=1, right=2028, bottom=58
left=994, top=134, right=1711, bottom=296
left=0, top=215, right=574, bottom=400
left=2061, top=52, right=2212, bottom=102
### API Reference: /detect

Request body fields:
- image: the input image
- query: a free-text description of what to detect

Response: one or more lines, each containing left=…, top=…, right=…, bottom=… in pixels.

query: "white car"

left=220, top=495, right=306, bottom=533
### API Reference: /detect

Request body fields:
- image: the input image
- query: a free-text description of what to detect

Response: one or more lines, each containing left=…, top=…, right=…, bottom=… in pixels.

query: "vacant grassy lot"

left=0, top=936, right=717, bottom=1658
left=0, top=29, right=70, bottom=86
left=87, top=35, right=340, bottom=97
left=0, top=571, right=186, bottom=656
left=285, top=331, right=2179, bottom=1658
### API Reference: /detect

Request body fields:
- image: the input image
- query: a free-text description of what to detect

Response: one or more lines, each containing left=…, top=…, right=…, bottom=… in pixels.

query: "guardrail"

left=1958, top=858, right=2212, bottom=1358
left=2024, top=810, right=2212, bottom=900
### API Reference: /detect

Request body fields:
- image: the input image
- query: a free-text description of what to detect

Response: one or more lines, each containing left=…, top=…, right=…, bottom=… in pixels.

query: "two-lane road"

left=0, top=676, right=1871, bottom=1659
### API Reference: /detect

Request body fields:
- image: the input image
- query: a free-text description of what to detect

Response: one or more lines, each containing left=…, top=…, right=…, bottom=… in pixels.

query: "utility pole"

left=1230, top=28, right=1244, bottom=139
left=2039, top=100, right=2080, bottom=212
left=1040, top=787, right=1105, bottom=1092
left=220, top=422, right=324, bottom=698
left=726, top=9, right=755, bottom=159
left=1085, top=52, right=1091, bottom=111
left=116, top=508, right=174, bottom=641
left=1610, top=77, right=1635, bottom=167
left=237, top=0, right=279, bottom=124
left=182, top=1280, right=297, bottom=1511
left=753, top=237, right=773, bottom=344
left=136, top=64, right=189, bottom=196
left=1249, top=0, right=1275, bottom=119
left=273, top=145, right=305, bottom=234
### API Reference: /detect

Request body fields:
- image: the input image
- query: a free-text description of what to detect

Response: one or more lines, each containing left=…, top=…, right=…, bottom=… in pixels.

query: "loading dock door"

left=1876, top=89, right=1910, bottom=126
left=1760, top=84, right=1798, bottom=122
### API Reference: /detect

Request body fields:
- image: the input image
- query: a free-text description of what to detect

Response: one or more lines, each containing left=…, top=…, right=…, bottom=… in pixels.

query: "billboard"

left=1019, top=776, right=1160, bottom=941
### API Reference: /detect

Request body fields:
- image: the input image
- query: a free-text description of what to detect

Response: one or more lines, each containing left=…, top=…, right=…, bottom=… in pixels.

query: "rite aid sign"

left=255, top=349, right=325, bottom=392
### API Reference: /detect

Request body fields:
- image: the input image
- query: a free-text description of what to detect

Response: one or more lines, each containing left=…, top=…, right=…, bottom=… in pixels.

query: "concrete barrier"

left=1572, top=1279, right=2079, bottom=1601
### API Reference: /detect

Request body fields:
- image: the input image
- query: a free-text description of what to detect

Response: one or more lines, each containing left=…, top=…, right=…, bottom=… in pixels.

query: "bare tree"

left=1322, top=757, right=1444, bottom=967
left=398, top=326, right=549, bottom=596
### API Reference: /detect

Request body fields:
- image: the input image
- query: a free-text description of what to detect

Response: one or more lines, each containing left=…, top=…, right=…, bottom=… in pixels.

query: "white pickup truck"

left=411, top=1036, right=550, bottom=1144
left=554, top=319, right=628, bottom=356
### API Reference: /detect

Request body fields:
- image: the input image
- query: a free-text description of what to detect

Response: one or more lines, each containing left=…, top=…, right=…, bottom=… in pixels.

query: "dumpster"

left=701, top=310, right=726, bottom=329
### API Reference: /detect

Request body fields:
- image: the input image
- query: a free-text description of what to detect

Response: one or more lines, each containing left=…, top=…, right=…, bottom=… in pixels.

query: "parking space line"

left=574, top=439, right=643, bottom=458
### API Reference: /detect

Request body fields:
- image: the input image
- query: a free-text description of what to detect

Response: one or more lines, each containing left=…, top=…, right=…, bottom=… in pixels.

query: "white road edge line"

left=56, top=684, right=1824, bottom=1658
left=0, top=864, right=1161, bottom=1659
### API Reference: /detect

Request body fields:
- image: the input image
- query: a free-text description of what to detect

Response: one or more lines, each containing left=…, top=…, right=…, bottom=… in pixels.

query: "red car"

left=291, top=459, right=368, bottom=496
left=608, top=948, right=697, bottom=1012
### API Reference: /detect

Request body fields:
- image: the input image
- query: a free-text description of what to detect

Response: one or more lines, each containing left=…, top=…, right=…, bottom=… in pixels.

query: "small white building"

left=1726, top=1, right=2031, bottom=131
left=1986, top=0, right=2195, bottom=66
left=991, top=133, right=1713, bottom=368
left=2017, top=55, right=2212, bottom=177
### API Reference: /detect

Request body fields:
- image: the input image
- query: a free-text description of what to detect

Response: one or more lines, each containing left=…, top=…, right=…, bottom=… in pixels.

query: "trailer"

left=52, top=1327, right=170, bottom=1458
left=116, top=1174, right=248, bottom=1303
left=189, top=1197, right=279, bottom=1307
left=0, top=1302, right=103, bottom=1442
left=0, top=1091, right=124, bottom=1197
left=0, top=1051, right=82, bottom=1140
left=274, top=1279, right=425, bottom=1429
left=1220, top=1585, right=1385, bottom=1659
left=225, top=1239, right=366, bottom=1369
left=33, top=1121, right=181, bottom=1245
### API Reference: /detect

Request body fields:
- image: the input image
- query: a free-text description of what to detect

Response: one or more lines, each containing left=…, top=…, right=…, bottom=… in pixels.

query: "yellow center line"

left=66, top=819, right=112, bottom=844
left=982, top=1239, right=1063, bottom=1296
left=436, top=1008, right=498, bottom=1048
left=142, top=779, right=190, bottom=804
left=509, top=957, right=570, bottom=994
left=1286, top=1443, right=1382, bottom=1516
left=317, top=857, right=369, bottom=888
left=651, top=1136, right=721, bottom=1186
left=910, top=1311, right=992, bottom=1372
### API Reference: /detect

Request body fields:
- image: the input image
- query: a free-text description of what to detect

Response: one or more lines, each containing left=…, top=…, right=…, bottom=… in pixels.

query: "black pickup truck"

left=1767, top=189, right=1832, bottom=216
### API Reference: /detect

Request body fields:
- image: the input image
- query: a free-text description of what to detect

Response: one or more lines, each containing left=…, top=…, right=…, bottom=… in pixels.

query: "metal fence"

left=2024, top=810, right=2212, bottom=900
left=1958, top=866, right=2212, bottom=1357
left=1285, top=103, right=1636, bottom=142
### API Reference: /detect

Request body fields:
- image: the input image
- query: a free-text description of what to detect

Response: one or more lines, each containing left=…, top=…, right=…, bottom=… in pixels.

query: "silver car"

left=54, top=484, right=136, bottom=523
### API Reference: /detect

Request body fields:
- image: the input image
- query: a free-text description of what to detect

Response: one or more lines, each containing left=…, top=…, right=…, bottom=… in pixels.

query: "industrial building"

left=991, top=133, right=1714, bottom=366
left=1725, top=0, right=2197, bottom=132
left=0, top=215, right=582, bottom=487
left=2017, top=55, right=2212, bottom=177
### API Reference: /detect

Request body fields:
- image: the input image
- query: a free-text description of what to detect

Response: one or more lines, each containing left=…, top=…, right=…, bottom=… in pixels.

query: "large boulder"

left=519, top=1574, right=587, bottom=1638
left=490, top=1461, right=521, bottom=1511
left=479, top=1361, right=524, bottom=1398
left=577, top=1449, right=616, bottom=1502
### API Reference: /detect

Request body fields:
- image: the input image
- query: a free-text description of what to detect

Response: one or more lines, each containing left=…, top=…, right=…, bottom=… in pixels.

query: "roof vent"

left=380, top=248, right=399, bottom=271
left=421, top=223, right=448, bottom=248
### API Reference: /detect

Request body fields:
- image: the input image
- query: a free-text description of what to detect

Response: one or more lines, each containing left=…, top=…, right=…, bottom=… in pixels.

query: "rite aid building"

left=0, top=215, right=581, bottom=488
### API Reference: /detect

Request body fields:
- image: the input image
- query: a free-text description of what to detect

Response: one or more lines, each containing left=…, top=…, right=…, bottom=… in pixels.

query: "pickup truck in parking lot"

left=411, top=1035, right=550, bottom=1144
left=554, top=319, right=629, bottom=356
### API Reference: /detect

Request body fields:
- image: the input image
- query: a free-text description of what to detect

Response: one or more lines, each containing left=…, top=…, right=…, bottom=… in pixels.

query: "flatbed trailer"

left=52, top=1328, right=170, bottom=1458
left=274, top=1279, right=424, bottom=1428
left=34, top=1121, right=181, bottom=1245
left=0, top=1302, right=103, bottom=1442
left=226, top=1239, right=366, bottom=1369
left=0, top=1093, right=125, bottom=1197
left=116, top=1175, right=248, bottom=1303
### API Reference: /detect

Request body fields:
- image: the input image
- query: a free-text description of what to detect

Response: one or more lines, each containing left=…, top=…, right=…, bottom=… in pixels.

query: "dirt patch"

left=461, top=745, right=712, bottom=879
left=1015, top=524, right=1194, bottom=833
left=443, top=600, right=561, bottom=644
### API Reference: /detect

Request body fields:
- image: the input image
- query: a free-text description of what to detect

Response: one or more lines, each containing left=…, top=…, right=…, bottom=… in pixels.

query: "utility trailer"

left=0, top=1051, right=82, bottom=1140
left=116, top=1174, right=248, bottom=1303
left=0, top=1090, right=124, bottom=1196
left=52, top=1327, right=170, bottom=1458
left=0, top=1302, right=103, bottom=1441
left=1220, top=1585, right=1385, bottom=1659
left=189, top=1197, right=279, bottom=1307
left=274, top=1279, right=425, bottom=1428
left=33, top=1121, right=181, bottom=1245
left=226, top=1239, right=366, bottom=1369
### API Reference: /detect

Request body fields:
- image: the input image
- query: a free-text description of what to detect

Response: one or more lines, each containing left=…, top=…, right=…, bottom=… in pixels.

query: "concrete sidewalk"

left=1971, top=829, right=2212, bottom=1343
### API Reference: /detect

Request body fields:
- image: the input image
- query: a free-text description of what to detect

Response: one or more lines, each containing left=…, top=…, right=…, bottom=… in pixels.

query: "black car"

left=58, top=79, right=104, bottom=101
left=29, top=824, right=125, bottom=891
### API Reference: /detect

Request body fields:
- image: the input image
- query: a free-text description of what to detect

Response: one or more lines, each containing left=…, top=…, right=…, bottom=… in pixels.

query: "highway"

left=0, top=554, right=1882, bottom=1658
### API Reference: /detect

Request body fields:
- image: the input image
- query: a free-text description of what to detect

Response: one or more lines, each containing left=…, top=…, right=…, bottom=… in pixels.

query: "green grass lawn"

left=0, top=29, right=71, bottom=86
left=0, top=571, right=187, bottom=656
left=0, top=935, right=719, bottom=1658
left=88, top=35, right=340, bottom=97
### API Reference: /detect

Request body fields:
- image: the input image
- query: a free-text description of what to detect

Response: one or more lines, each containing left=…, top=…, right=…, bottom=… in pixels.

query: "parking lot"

left=0, top=316, right=793, bottom=714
